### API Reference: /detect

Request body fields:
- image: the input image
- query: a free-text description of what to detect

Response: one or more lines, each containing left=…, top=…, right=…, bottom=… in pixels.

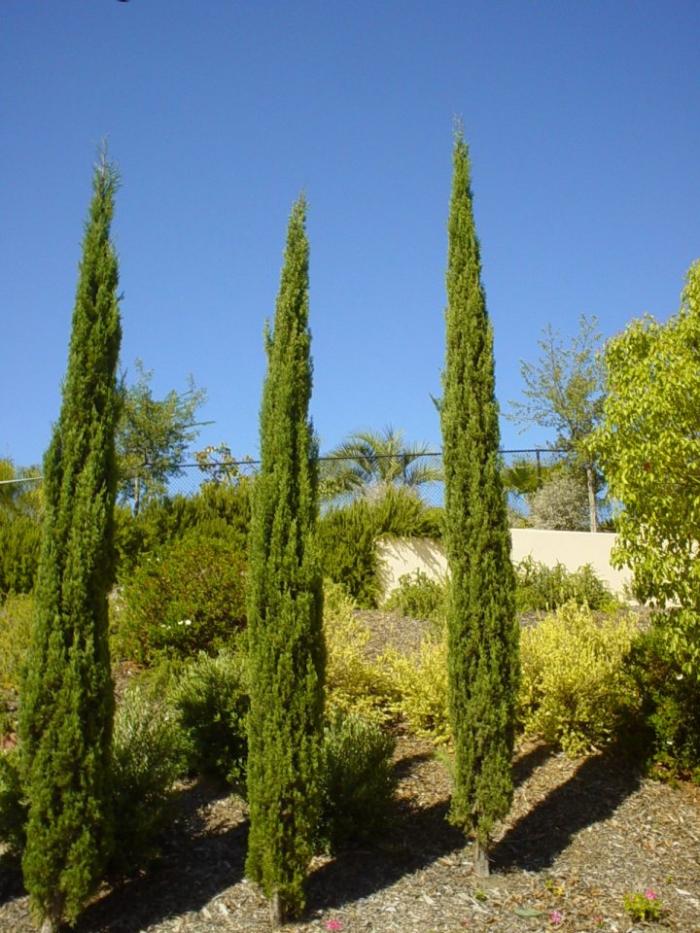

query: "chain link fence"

left=4, top=448, right=596, bottom=529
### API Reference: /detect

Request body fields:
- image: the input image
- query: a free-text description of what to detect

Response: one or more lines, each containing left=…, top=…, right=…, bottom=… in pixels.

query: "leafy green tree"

left=117, top=359, right=207, bottom=513
left=595, top=261, right=700, bottom=774
left=320, top=426, right=441, bottom=502
left=19, top=154, right=122, bottom=931
left=246, top=197, right=324, bottom=922
left=441, top=132, right=519, bottom=876
left=595, top=260, right=700, bottom=614
left=510, top=315, right=605, bottom=531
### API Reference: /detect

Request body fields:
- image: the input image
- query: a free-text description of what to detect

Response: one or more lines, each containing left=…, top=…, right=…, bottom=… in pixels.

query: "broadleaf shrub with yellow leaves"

left=519, top=603, right=638, bottom=755
left=323, top=581, right=396, bottom=720
left=383, top=635, right=450, bottom=743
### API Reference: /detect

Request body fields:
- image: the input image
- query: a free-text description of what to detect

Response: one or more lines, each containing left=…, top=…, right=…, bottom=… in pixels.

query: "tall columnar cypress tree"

left=19, top=155, right=122, bottom=931
left=441, top=132, right=519, bottom=876
left=246, top=196, right=324, bottom=922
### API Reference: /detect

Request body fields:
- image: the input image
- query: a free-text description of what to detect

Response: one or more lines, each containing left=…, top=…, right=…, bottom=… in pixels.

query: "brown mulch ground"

left=2, top=611, right=699, bottom=932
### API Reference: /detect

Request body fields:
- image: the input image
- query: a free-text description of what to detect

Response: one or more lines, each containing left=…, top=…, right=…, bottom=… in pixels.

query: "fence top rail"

left=2, top=448, right=571, bottom=483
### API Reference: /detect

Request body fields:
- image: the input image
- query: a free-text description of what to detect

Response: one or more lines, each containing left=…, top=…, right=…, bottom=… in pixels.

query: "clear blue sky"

left=2, top=1, right=699, bottom=470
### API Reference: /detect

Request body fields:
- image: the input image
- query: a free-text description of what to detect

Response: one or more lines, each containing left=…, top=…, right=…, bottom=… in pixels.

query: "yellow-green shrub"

left=382, top=634, right=450, bottom=743
left=0, top=593, right=33, bottom=737
left=0, top=593, right=33, bottom=692
left=323, top=581, right=395, bottom=720
left=519, top=603, right=637, bottom=755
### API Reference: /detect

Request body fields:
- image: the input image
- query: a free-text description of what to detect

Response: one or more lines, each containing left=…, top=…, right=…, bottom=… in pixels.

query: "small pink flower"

left=644, top=888, right=658, bottom=900
left=325, top=920, right=343, bottom=932
left=549, top=910, right=564, bottom=926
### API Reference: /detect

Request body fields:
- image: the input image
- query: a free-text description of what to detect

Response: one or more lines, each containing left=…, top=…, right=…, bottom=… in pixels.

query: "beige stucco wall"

left=377, top=529, right=632, bottom=597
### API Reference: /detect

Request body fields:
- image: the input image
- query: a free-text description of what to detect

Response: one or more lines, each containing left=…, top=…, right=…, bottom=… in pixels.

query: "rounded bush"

left=114, top=528, right=247, bottom=663
left=318, top=710, right=396, bottom=851
left=171, top=648, right=249, bottom=787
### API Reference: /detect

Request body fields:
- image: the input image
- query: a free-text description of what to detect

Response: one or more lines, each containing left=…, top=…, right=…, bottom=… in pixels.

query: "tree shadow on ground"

left=0, top=851, right=23, bottom=907
left=307, top=797, right=466, bottom=913
left=512, top=741, right=555, bottom=788
left=492, top=744, right=642, bottom=872
left=74, top=780, right=247, bottom=933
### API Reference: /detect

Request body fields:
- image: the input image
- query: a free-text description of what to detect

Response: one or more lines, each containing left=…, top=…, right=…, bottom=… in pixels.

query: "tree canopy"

left=510, top=315, right=605, bottom=530
left=117, top=360, right=207, bottom=513
left=595, top=260, right=700, bottom=611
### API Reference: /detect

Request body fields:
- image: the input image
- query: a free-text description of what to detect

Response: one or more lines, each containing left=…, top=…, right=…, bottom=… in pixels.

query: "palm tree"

left=320, top=427, right=441, bottom=502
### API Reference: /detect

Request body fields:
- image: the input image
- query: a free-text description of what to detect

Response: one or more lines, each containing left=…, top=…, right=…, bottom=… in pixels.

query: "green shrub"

left=115, top=482, right=251, bottom=578
left=515, top=557, right=616, bottom=613
left=113, top=527, right=247, bottom=664
left=0, top=593, right=33, bottom=739
left=320, top=489, right=443, bottom=608
left=383, top=634, right=450, bottom=743
left=323, top=582, right=396, bottom=720
left=383, top=570, right=447, bottom=623
left=630, top=614, right=700, bottom=781
left=318, top=710, right=396, bottom=851
left=519, top=603, right=638, bottom=755
left=0, top=592, right=33, bottom=693
left=0, top=748, right=26, bottom=855
left=110, top=684, right=186, bottom=874
left=171, top=648, right=249, bottom=787
left=319, top=502, right=381, bottom=607
left=0, top=513, right=41, bottom=596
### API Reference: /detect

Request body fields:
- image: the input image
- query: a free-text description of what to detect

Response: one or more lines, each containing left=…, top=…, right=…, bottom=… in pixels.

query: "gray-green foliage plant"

left=245, top=197, right=325, bottom=921
left=317, top=710, right=396, bottom=852
left=110, top=685, right=186, bottom=875
left=440, top=132, right=519, bottom=875
left=18, top=155, right=122, bottom=931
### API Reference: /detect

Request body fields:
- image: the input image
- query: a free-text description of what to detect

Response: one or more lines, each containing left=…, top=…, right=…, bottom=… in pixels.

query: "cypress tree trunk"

left=19, top=154, right=121, bottom=930
left=441, top=132, right=519, bottom=876
left=246, top=196, right=324, bottom=921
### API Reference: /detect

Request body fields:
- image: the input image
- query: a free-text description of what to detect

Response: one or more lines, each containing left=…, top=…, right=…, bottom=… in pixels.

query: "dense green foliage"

left=113, top=526, right=247, bottom=663
left=171, top=648, right=249, bottom=786
left=383, top=570, right=447, bottom=623
left=19, top=157, right=122, bottom=928
left=629, top=618, right=700, bottom=781
left=0, top=462, right=43, bottom=597
left=319, top=486, right=443, bottom=607
left=245, top=197, right=325, bottom=919
left=114, top=477, right=251, bottom=577
left=515, top=557, right=616, bottom=613
left=594, top=261, right=700, bottom=779
left=596, top=261, right=700, bottom=612
left=0, top=748, right=26, bottom=855
left=440, top=133, right=519, bottom=855
left=323, top=581, right=395, bottom=720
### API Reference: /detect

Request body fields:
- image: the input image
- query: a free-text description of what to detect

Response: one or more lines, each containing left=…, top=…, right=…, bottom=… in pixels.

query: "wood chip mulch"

left=2, top=609, right=699, bottom=932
